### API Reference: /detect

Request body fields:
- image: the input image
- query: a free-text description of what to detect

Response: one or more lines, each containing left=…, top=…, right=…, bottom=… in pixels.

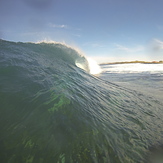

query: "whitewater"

left=100, top=63, right=163, bottom=102
left=0, top=39, right=163, bottom=163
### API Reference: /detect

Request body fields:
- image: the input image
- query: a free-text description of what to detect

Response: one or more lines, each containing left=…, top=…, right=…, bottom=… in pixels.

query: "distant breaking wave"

left=101, top=63, right=163, bottom=74
left=0, top=39, right=163, bottom=163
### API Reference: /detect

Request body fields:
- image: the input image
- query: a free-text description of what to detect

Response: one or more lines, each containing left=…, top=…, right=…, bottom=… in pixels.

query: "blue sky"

left=0, top=0, right=163, bottom=63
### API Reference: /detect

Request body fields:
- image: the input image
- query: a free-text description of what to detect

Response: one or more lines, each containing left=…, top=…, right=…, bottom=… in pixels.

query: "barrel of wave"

left=76, top=57, right=102, bottom=75
left=37, top=39, right=101, bottom=75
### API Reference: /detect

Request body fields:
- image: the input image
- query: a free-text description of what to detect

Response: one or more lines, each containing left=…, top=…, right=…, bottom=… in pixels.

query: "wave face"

left=0, top=39, right=163, bottom=163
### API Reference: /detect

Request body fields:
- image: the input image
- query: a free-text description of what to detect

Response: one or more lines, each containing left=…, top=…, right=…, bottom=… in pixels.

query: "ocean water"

left=0, top=39, right=163, bottom=163
left=100, top=63, right=163, bottom=101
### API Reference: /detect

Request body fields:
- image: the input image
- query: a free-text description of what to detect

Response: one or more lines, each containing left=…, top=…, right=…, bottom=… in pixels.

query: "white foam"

left=102, top=63, right=163, bottom=73
left=87, top=58, right=102, bottom=75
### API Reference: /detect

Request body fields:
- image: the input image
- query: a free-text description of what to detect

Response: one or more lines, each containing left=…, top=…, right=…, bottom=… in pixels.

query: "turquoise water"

left=0, top=40, right=163, bottom=163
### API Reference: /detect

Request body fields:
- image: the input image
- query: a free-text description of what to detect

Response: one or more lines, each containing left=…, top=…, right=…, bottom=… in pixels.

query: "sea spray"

left=87, top=57, right=102, bottom=74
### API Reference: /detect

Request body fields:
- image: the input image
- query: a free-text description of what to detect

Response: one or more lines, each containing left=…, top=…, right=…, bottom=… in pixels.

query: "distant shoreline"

left=100, top=60, right=163, bottom=65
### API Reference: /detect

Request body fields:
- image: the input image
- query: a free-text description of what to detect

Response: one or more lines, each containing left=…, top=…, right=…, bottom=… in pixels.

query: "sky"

left=0, top=0, right=163, bottom=63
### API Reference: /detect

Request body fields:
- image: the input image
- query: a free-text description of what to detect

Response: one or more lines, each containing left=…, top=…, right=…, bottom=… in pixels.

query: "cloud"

left=157, top=25, right=163, bottom=31
left=146, top=39, right=163, bottom=60
left=152, top=39, right=163, bottom=51
left=48, top=23, right=82, bottom=33
left=115, top=44, right=131, bottom=52
left=115, top=44, right=144, bottom=53
left=91, top=43, right=105, bottom=48
left=83, top=42, right=105, bottom=48
left=48, top=23, right=68, bottom=29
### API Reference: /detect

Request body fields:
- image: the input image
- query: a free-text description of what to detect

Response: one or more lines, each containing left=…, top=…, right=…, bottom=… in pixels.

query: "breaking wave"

left=0, top=39, right=163, bottom=163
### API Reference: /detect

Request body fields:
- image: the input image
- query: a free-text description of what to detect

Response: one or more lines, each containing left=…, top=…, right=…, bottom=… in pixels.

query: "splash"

left=87, top=57, right=102, bottom=74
